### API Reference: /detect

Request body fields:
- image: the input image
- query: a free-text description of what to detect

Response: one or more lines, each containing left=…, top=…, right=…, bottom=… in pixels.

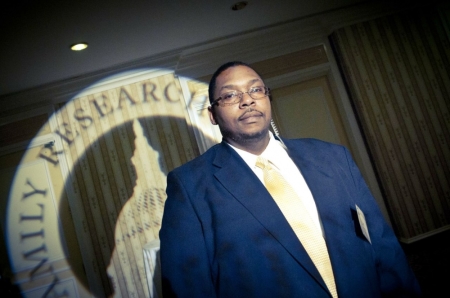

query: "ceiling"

left=1, top=0, right=440, bottom=99
left=1, top=0, right=376, bottom=97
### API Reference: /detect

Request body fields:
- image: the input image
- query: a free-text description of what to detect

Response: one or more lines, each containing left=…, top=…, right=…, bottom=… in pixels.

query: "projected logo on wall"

left=6, top=69, right=218, bottom=297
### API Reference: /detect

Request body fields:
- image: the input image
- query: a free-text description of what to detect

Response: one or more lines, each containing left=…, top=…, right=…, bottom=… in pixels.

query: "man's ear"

left=208, top=106, right=217, bottom=125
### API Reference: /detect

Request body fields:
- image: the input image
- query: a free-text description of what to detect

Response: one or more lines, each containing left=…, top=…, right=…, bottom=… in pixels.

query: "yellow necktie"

left=256, top=156, right=338, bottom=298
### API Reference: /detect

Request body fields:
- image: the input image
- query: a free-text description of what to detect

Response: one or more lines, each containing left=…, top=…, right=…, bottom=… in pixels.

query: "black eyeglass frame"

left=210, top=86, right=270, bottom=107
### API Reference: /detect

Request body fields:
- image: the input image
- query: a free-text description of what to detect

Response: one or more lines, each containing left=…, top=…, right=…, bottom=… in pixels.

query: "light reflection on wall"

left=5, top=68, right=218, bottom=297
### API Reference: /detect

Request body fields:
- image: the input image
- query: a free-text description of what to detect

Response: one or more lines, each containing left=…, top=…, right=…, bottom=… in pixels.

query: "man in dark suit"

left=159, top=61, right=420, bottom=297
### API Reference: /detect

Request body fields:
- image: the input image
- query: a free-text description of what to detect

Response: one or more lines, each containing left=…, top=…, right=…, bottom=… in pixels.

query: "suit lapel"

left=284, top=139, right=343, bottom=243
left=285, top=139, right=350, bottom=292
left=212, top=142, right=329, bottom=293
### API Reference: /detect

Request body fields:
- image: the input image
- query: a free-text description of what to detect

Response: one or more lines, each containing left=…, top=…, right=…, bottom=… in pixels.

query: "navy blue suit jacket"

left=159, top=138, right=420, bottom=297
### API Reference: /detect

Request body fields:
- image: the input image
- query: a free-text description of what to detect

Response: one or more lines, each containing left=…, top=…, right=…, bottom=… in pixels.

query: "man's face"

left=208, top=65, right=271, bottom=146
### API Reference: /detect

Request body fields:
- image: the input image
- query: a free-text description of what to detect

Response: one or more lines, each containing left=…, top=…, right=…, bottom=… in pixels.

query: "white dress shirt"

left=227, top=132, right=323, bottom=235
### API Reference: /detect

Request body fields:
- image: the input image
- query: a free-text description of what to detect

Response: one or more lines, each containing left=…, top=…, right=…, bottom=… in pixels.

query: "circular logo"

left=7, top=69, right=215, bottom=297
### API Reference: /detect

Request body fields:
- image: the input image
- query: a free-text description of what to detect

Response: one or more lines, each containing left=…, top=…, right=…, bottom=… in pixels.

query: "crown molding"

left=0, top=0, right=436, bottom=117
left=175, top=1, right=436, bottom=79
left=0, top=53, right=182, bottom=118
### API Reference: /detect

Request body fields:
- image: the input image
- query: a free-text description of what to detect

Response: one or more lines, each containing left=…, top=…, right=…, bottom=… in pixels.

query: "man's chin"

left=240, top=131, right=266, bottom=142
left=222, top=129, right=268, bottom=143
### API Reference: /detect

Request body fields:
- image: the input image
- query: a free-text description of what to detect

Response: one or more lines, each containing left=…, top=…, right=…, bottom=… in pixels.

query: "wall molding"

left=0, top=1, right=434, bottom=118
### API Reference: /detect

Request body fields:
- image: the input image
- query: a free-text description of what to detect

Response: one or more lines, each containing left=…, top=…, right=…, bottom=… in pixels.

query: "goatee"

left=221, top=127, right=268, bottom=144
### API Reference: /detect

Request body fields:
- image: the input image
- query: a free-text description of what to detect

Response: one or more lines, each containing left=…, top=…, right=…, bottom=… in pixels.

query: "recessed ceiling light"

left=231, top=1, right=248, bottom=11
left=70, top=42, right=88, bottom=51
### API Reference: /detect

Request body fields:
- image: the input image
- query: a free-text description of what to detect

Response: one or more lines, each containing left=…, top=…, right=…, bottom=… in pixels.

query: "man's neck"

left=225, top=132, right=270, bottom=155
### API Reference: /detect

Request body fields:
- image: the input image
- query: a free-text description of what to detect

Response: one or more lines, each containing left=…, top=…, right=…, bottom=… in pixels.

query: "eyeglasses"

left=211, top=86, right=270, bottom=107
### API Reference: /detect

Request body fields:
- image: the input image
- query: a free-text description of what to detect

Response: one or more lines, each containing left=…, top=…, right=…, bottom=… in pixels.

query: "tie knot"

left=255, top=156, right=269, bottom=169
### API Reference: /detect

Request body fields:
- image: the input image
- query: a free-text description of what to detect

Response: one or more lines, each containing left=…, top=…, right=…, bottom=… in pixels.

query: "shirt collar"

left=226, top=132, right=287, bottom=169
left=261, top=132, right=288, bottom=170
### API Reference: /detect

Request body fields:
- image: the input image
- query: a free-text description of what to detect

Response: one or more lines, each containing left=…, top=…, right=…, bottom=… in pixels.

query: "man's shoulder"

left=283, top=138, right=350, bottom=163
left=284, top=138, right=345, bottom=152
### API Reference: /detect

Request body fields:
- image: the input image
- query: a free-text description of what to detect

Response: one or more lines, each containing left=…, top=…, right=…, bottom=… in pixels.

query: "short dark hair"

left=208, top=61, right=254, bottom=104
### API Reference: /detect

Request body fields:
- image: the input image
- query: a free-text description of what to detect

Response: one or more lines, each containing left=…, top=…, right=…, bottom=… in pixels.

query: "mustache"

left=239, top=108, right=263, bottom=120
